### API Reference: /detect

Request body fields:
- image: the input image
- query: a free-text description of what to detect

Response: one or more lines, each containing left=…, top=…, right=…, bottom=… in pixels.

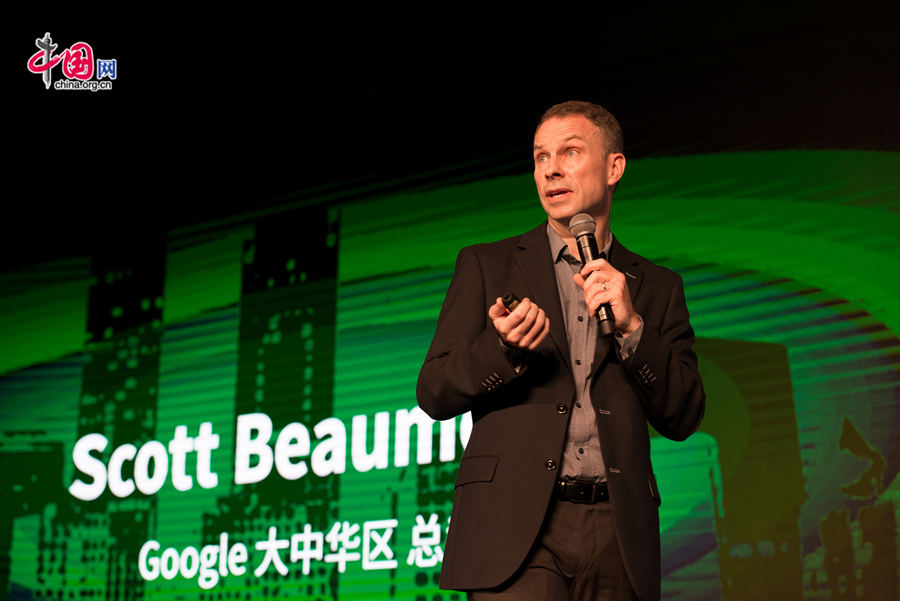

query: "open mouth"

left=547, top=189, right=571, bottom=199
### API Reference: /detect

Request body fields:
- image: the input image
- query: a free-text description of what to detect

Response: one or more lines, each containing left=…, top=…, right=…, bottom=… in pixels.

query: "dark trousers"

left=467, top=499, right=639, bottom=601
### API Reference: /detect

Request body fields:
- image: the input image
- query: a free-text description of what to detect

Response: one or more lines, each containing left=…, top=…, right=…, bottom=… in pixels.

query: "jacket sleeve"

left=624, top=272, right=705, bottom=441
left=417, top=246, right=525, bottom=421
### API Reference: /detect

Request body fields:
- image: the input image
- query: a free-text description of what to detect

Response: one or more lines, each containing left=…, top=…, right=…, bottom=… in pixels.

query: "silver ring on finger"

left=601, top=281, right=608, bottom=291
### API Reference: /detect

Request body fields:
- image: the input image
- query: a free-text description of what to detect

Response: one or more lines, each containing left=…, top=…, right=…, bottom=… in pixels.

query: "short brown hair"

left=536, top=101, right=624, bottom=155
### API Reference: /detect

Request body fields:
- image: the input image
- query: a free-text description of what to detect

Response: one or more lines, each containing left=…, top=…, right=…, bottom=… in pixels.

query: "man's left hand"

left=573, top=258, right=640, bottom=336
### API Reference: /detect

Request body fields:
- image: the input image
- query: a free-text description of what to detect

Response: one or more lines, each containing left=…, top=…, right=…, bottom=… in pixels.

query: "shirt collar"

left=546, top=222, right=613, bottom=265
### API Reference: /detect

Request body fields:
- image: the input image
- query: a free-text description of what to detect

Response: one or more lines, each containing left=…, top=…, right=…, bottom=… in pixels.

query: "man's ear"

left=608, top=153, right=626, bottom=187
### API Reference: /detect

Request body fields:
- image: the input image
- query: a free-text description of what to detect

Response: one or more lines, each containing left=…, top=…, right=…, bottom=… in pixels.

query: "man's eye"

left=536, top=155, right=548, bottom=163
left=566, top=149, right=578, bottom=157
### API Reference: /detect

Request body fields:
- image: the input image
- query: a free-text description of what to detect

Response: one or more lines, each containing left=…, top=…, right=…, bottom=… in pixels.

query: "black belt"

left=555, top=479, right=609, bottom=504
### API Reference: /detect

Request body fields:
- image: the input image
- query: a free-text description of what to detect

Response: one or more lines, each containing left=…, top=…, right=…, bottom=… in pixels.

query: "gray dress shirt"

left=545, top=224, right=642, bottom=482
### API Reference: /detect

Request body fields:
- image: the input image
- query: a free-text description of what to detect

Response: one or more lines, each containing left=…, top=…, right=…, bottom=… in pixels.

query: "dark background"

left=9, top=6, right=899, bottom=272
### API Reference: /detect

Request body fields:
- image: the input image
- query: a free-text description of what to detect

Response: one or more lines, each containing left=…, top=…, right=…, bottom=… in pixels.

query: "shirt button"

left=556, top=403, right=568, bottom=414
left=575, top=359, right=581, bottom=366
left=578, top=448, right=584, bottom=454
left=577, top=315, right=584, bottom=322
left=545, top=459, right=557, bottom=471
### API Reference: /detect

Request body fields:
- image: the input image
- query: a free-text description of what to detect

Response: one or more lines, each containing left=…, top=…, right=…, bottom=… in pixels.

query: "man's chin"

left=545, top=215, right=578, bottom=236
left=546, top=208, right=580, bottom=225
left=545, top=203, right=608, bottom=225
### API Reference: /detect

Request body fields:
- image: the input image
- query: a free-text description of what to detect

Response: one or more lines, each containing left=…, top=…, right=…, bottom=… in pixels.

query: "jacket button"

left=545, top=459, right=557, bottom=471
left=556, top=403, right=568, bottom=414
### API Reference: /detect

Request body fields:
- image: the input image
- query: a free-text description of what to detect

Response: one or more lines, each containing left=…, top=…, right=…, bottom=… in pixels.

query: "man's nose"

left=542, top=156, right=563, bottom=179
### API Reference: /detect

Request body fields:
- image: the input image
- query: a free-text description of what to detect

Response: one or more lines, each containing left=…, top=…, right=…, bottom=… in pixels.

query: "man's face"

left=533, top=115, right=615, bottom=225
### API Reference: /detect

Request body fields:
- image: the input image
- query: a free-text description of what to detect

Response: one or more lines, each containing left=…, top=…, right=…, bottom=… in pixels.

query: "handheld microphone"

left=568, top=213, right=616, bottom=337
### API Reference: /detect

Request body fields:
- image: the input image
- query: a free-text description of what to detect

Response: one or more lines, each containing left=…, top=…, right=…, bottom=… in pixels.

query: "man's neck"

left=548, top=216, right=611, bottom=260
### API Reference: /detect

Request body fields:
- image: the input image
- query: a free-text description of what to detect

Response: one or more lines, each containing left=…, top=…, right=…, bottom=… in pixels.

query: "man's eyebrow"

left=533, top=134, right=585, bottom=150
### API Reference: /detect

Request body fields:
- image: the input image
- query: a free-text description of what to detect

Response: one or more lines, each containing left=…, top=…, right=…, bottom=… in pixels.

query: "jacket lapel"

left=591, top=235, right=644, bottom=373
left=513, top=224, right=571, bottom=370
left=608, top=235, right=644, bottom=306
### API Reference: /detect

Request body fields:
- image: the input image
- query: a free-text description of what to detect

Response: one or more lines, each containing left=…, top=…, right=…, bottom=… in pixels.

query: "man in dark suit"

left=417, top=101, right=705, bottom=601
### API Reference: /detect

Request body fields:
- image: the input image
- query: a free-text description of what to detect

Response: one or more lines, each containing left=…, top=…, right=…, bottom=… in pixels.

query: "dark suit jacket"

left=416, top=223, right=705, bottom=601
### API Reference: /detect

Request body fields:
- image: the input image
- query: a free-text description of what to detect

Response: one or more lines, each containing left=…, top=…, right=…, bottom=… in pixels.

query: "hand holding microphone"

left=568, top=214, right=639, bottom=338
